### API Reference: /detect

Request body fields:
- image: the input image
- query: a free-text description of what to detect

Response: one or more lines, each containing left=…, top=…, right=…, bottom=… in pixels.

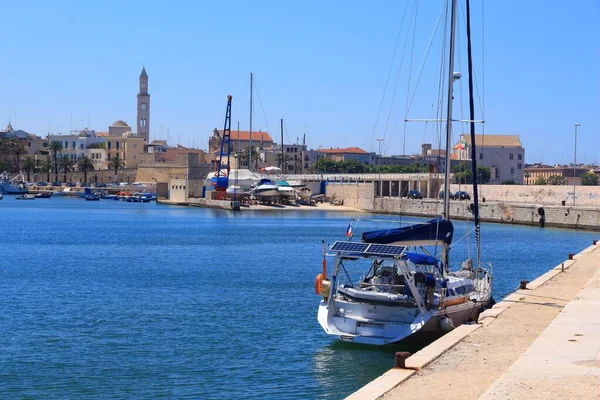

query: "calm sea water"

left=0, top=196, right=597, bottom=399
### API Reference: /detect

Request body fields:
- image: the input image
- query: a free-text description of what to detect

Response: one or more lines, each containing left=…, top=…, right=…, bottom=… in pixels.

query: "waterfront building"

left=209, top=129, right=273, bottom=156
left=262, top=143, right=308, bottom=174
left=48, top=129, right=105, bottom=161
left=105, top=134, right=145, bottom=168
left=317, top=147, right=372, bottom=164
left=0, top=122, right=48, bottom=157
left=524, top=164, right=592, bottom=185
left=452, top=134, right=525, bottom=184
left=137, top=67, right=150, bottom=144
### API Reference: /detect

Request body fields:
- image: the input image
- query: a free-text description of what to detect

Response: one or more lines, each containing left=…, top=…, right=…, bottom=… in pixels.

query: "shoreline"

left=347, top=240, right=600, bottom=400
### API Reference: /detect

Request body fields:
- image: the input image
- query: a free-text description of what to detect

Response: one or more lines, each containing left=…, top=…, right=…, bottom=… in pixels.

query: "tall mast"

left=443, top=0, right=458, bottom=220
left=249, top=72, right=253, bottom=171
left=466, top=0, right=481, bottom=268
left=280, top=119, right=284, bottom=173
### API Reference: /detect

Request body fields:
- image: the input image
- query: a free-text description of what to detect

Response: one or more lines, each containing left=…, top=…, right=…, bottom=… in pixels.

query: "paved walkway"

left=480, top=255, right=600, bottom=399
left=380, top=244, right=600, bottom=400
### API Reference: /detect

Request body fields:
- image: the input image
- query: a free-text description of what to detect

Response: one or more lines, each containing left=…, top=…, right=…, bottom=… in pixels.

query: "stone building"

left=452, top=134, right=525, bottom=184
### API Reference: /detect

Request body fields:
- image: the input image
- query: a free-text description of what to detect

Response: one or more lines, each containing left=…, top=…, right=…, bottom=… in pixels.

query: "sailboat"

left=316, top=0, right=492, bottom=345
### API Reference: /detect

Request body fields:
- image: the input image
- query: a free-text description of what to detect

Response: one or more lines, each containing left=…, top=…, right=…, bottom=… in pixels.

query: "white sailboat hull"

left=296, top=187, right=312, bottom=200
left=253, top=185, right=279, bottom=198
left=277, top=186, right=296, bottom=198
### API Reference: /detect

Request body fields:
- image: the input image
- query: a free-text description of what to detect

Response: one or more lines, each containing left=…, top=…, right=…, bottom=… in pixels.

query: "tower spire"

left=137, top=66, right=150, bottom=143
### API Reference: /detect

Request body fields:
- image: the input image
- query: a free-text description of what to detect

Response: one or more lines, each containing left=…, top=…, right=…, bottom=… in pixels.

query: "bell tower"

left=137, top=66, right=150, bottom=143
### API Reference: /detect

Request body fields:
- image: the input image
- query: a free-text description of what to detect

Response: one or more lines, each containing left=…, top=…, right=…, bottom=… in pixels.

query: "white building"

left=49, top=129, right=105, bottom=161
left=452, top=134, right=525, bottom=184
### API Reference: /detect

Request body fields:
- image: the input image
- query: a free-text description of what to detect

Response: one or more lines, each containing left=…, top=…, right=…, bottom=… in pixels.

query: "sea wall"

left=39, top=168, right=138, bottom=184
left=449, top=184, right=600, bottom=207
left=374, top=198, right=600, bottom=231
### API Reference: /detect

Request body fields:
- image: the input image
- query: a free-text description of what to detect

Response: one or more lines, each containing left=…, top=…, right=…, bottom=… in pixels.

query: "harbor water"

left=0, top=197, right=597, bottom=399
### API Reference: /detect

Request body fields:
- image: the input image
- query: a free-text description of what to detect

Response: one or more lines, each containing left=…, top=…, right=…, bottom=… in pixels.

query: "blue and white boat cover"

left=361, top=217, right=454, bottom=245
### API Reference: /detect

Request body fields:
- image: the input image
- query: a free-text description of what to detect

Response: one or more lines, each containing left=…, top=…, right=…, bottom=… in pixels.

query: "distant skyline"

left=1, top=0, right=598, bottom=164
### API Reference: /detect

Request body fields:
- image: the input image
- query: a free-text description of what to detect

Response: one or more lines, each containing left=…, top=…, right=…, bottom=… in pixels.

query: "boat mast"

left=249, top=72, right=253, bottom=172
left=443, top=0, right=458, bottom=220
left=466, top=0, right=481, bottom=268
left=280, top=118, right=284, bottom=173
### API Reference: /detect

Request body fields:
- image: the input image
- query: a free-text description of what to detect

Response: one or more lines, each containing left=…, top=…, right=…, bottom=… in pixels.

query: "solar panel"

left=367, top=244, right=405, bottom=256
left=329, top=241, right=405, bottom=257
left=330, top=241, right=369, bottom=253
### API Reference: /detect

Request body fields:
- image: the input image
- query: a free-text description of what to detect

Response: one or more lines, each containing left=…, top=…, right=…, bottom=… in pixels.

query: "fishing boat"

left=85, top=194, right=100, bottom=201
left=34, top=192, right=53, bottom=198
left=16, top=193, right=35, bottom=200
left=316, top=0, right=492, bottom=345
left=0, top=172, right=28, bottom=194
left=53, top=187, right=72, bottom=197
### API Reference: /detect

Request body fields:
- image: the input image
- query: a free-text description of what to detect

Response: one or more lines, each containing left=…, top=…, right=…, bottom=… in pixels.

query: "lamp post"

left=376, top=138, right=384, bottom=197
left=573, top=123, right=581, bottom=206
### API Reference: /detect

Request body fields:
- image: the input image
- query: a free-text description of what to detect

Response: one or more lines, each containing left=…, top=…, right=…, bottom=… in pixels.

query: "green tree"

left=238, top=147, right=261, bottom=170
left=22, top=155, right=36, bottom=182
left=547, top=175, right=567, bottom=185
left=313, top=158, right=340, bottom=173
left=41, top=157, right=53, bottom=182
left=10, top=139, right=26, bottom=173
left=59, top=154, right=75, bottom=183
left=476, top=166, right=491, bottom=184
left=580, top=172, right=599, bottom=186
left=76, top=156, right=95, bottom=183
left=275, top=153, right=292, bottom=171
left=48, top=141, right=63, bottom=182
left=108, top=154, right=126, bottom=180
left=501, top=179, right=516, bottom=185
left=534, top=177, right=547, bottom=185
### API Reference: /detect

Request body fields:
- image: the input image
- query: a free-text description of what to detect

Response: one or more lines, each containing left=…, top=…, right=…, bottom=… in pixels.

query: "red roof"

left=216, top=130, right=272, bottom=142
left=318, top=147, right=370, bottom=155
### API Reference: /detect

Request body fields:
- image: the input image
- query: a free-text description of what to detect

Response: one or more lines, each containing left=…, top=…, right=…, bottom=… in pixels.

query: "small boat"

left=296, top=187, right=312, bottom=200
left=53, top=188, right=71, bottom=197
left=85, top=194, right=100, bottom=201
left=226, top=185, right=243, bottom=196
left=252, top=178, right=279, bottom=199
left=126, top=196, right=142, bottom=202
left=35, top=192, right=53, bottom=198
left=16, top=194, right=35, bottom=200
left=101, top=194, right=119, bottom=200
left=276, top=180, right=296, bottom=199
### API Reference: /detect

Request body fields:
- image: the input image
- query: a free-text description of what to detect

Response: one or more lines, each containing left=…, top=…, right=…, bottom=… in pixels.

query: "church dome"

left=111, top=120, right=130, bottom=127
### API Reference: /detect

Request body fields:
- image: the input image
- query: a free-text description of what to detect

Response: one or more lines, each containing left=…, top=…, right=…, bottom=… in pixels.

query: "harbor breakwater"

left=326, top=183, right=600, bottom=231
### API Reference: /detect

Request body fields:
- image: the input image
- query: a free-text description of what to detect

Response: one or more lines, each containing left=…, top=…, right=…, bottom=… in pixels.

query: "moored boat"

left=34, top=192, right=53, bottom=198
left=16, top=193, right=35, bottom=200
left=0, top=172, right=28, bottom=194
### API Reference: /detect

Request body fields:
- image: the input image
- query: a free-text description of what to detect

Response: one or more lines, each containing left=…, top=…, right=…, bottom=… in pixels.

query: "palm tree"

left=42, top=157, right=53, bottom=182
left=22, top=155, right=36, bottom=182
left=0, top=139, right=9, bottom=171
left=48, top=141, right=63, bottom=182
left=59, top=154, right=75, bottom=183
left=108, top=154, right=126, bottom=181
left=77, top=155, right=95, bottom=183
left=11, top=140, right=26, bottom=173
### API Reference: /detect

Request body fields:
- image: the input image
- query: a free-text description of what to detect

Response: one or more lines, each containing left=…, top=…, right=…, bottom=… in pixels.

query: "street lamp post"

left=376, top=138, right=384, bottom=197
left=573, top=123, right=581, bottom=206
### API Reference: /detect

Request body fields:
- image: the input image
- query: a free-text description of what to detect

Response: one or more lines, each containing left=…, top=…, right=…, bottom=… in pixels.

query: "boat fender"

left=440, top=316, right=455, bottom=332
left=315, top=274, right=323, bottom=295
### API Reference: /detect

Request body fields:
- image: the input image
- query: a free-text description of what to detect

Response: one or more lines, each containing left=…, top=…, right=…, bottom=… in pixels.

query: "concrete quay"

left=347, top=241, right=600, bottom=400
left=157, top=197, right=362, bottom=213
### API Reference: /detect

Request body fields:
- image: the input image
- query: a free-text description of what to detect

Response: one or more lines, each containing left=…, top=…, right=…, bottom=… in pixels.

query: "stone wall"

left=55, top=168, right=137, bottom=184
left=374, top=198, right=600, bottom=231
left=448, top=184, right=600, bottom=207
left=326, top=183, right=374, bottom=209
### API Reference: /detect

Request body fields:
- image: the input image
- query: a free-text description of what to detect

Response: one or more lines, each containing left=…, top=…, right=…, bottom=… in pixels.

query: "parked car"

left=407, top=190, right=423, bottom=199
left=439, top=190, right=455, bottom=200
left=81, top=183, right=90, bottom=188
left=66, top=182, right=76, bottom=187
left=95, top=183, right=107, bottom=188
left=51, top=181, right=62, bottom=187
left=454, top=190, right=471, bottom=200
left=36, top=181, right=48, bottom=187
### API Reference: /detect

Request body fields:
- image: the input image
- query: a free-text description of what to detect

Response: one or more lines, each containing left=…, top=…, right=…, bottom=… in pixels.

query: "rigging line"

left=406, top=3, right=447, bottom=114
left=381, top=0, right=418, bottom=145
left=367, top=0, right=412, bottom=153
left=402, top=0, right=419, bottom=156
left=251, top=76, right=273, bottom=144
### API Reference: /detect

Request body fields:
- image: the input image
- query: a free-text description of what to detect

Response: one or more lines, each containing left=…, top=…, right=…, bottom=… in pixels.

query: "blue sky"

left=1, top=0, right=598, bottom=164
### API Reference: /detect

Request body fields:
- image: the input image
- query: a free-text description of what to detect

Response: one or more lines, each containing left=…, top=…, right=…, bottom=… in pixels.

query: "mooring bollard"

left=520, top=280, right=529, bottom=290
left=562, top=262, right=565, bottom=272
left=594, top=239, right=598, bottom=245
left=394, top=352, right=411, bottom=369
left=569, top=253, right=575, bottom=260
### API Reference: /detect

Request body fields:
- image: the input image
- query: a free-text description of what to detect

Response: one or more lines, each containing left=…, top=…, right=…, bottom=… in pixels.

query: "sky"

left=1, top=0, right=598, bottom=164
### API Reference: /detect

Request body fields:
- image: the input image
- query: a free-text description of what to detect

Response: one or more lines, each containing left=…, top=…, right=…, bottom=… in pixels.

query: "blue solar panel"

left=330, top=241, right=405, bottom=257
left=368, top=244, right=405, bottom=256
left=330, top=242, right=369, bottom=253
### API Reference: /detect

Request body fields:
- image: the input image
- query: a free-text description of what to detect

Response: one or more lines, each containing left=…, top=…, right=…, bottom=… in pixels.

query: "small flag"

left=345, top=223, right=353, bottom=237
left=457, top=139, right=467, bottom=150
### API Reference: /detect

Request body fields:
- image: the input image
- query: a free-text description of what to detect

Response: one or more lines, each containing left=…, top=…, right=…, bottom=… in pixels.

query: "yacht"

left=252, top=178, right=279, bottom=199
